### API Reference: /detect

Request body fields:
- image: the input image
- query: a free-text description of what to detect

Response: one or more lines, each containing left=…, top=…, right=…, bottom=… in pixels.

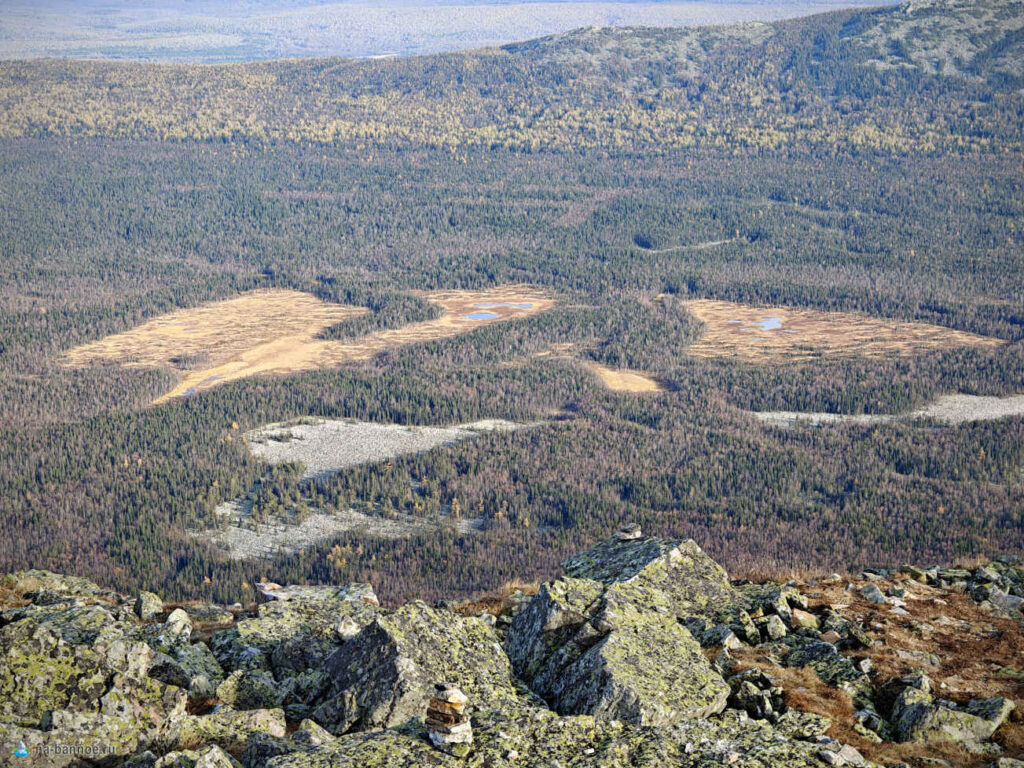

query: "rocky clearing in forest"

left=200, top=418, right=531, bottom=560
left=752, top=393, right=1024, bottom=427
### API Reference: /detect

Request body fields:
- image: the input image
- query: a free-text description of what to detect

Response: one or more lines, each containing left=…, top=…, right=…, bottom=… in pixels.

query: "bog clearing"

left=62, top=285, right=553, bottom=404
left=684, top=299, right=1005, bottom=363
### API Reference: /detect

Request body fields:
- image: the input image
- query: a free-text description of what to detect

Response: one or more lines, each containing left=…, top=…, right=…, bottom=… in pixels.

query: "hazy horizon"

left=1, top=0, right=897, bottom=63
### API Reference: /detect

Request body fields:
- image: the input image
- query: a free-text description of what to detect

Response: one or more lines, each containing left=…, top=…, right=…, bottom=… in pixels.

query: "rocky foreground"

left=1, top=532, right=1022, bottom=768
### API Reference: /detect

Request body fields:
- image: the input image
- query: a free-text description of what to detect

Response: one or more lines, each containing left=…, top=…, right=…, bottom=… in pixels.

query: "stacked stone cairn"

left=426, top=682, right=472, bottom=757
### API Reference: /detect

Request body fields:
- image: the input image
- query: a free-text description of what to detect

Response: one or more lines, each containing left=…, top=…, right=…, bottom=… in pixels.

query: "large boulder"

left=891, top=684, right=1014, bottom=753
left=309, top=601, right=521, bottom=734
left=549, top=583, right=729, bottom=723
left=506, top=577, right=728, bottom=725
left=561, top=535, right=740, bottom=621
left=504, top=577, right=605, bottom=684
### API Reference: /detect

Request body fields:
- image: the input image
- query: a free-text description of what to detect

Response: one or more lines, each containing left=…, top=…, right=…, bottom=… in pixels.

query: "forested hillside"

left=2, top=0, right=1023, bottom=152
left=0, top=0, right=1022, bottom=605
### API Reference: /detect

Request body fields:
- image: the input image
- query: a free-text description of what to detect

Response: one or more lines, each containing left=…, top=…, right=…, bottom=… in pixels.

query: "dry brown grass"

left=61, top=285, right=554, bottom=405
left=731, top=650, right=868, bottom=746
left=732, top=564, right=822, bottom=584
left=725, top=569, right=1024, bottom=765
left=453, top=579, right=540, bottom=618
left=684, top=299, right=1004, bottom=364
left=780, top=573, right=1024, bottom=765
left=587, top=362, right=665, bottom=393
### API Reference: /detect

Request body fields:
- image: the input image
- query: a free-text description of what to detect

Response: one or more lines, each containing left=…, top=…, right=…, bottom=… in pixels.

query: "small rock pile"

left=426, top=682, right=472, bottom=757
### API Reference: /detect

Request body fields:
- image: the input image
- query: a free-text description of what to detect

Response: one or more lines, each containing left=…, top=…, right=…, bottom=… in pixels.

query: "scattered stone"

left=135, top=591, right=164, bottom=620
left=859, top=584, right=888, bottom=604
left=820, top=630, right=842, bottom=645
left=896, top=648, right=940, bottom=667
left=616, top=522, right=642, bottom=541
left=164, top=608, right=193, bottom=640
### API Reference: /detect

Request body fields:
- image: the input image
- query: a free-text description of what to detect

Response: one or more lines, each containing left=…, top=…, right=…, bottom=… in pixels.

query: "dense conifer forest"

left=0, top=0, right=1022, bottom=604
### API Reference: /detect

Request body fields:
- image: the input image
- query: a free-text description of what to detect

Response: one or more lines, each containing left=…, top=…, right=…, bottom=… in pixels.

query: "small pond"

left=755, top=316, right=783, bottom=330
left=463, top=311, right=500, bottom=320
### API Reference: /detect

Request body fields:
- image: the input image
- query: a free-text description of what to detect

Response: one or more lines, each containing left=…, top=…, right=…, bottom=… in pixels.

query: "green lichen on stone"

left=547, top=583, right=729, bottom=724
left=175, top=707, right=287, bottom=753
left=892, top=684, right=1014, bottom=752
left=561, top=536, right=739, bottom=621
left=262, top=705, right=866, bottom=768
left=310, top=601, right=522, bottom=734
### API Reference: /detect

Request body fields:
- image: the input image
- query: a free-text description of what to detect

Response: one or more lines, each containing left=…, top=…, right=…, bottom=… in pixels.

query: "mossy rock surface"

left=545, top=583, right=730, bottom=724
left=310, top=601, right=522, bottom=734
left=262, top=707, right=858, bottom=767
left=561, top=536, right=740, bottom=621
left=507, top=548, right=730, bottom=726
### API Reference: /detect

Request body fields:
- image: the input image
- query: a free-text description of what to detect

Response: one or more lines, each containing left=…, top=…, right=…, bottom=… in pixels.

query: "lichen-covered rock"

left=819, top=611, right=872, bottom=650
left=256, top=583, right=378, bottom=606
left=891, top=685, right=1014, bottom=752
left=774, top=709, right=832, bottom=739
left=0, top=618, right=109, bottom=725
left=164, top=609, right=193, bottom=641
left=155, top=744, right=243, bottom=768
left=183, top=604, right=236, bottom=626
left=149, top=642, right=224, bottom=698
left=211, top=583, right=379, bottom=679
left=310, top=601, right=521, bottom=734
left=2, top=570, right=124, bottom=605
left=503, top=577, right=604, bottom=683
left=727, top=668, right=785, bottom=722
left=136, top=592, right=164, bottom=620
left=761, top=614, right=788, bottom=641
left=240, top=719, right=337, bottom=768
left=779, top=636, right=872, bottom=700
left=561, top=535, right=740, bottom=621
left=508, top=561, right=730, bottom=726
left=263, top=706, right=867, bottom=768
left=0, top=670, right=187, bottom=766
left=175, top=707, right=287, bottom=753
left=216, top=669, right=281, bottom=709
left=540, top=584, right=729, bottom=724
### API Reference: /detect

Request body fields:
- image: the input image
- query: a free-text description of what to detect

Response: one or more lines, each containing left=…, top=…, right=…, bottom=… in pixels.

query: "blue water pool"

left=755, top=316, right=783, bottom=330
left=474, top=302, right=534, bottom=309
left=464, top=311, right=500, bottom=320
